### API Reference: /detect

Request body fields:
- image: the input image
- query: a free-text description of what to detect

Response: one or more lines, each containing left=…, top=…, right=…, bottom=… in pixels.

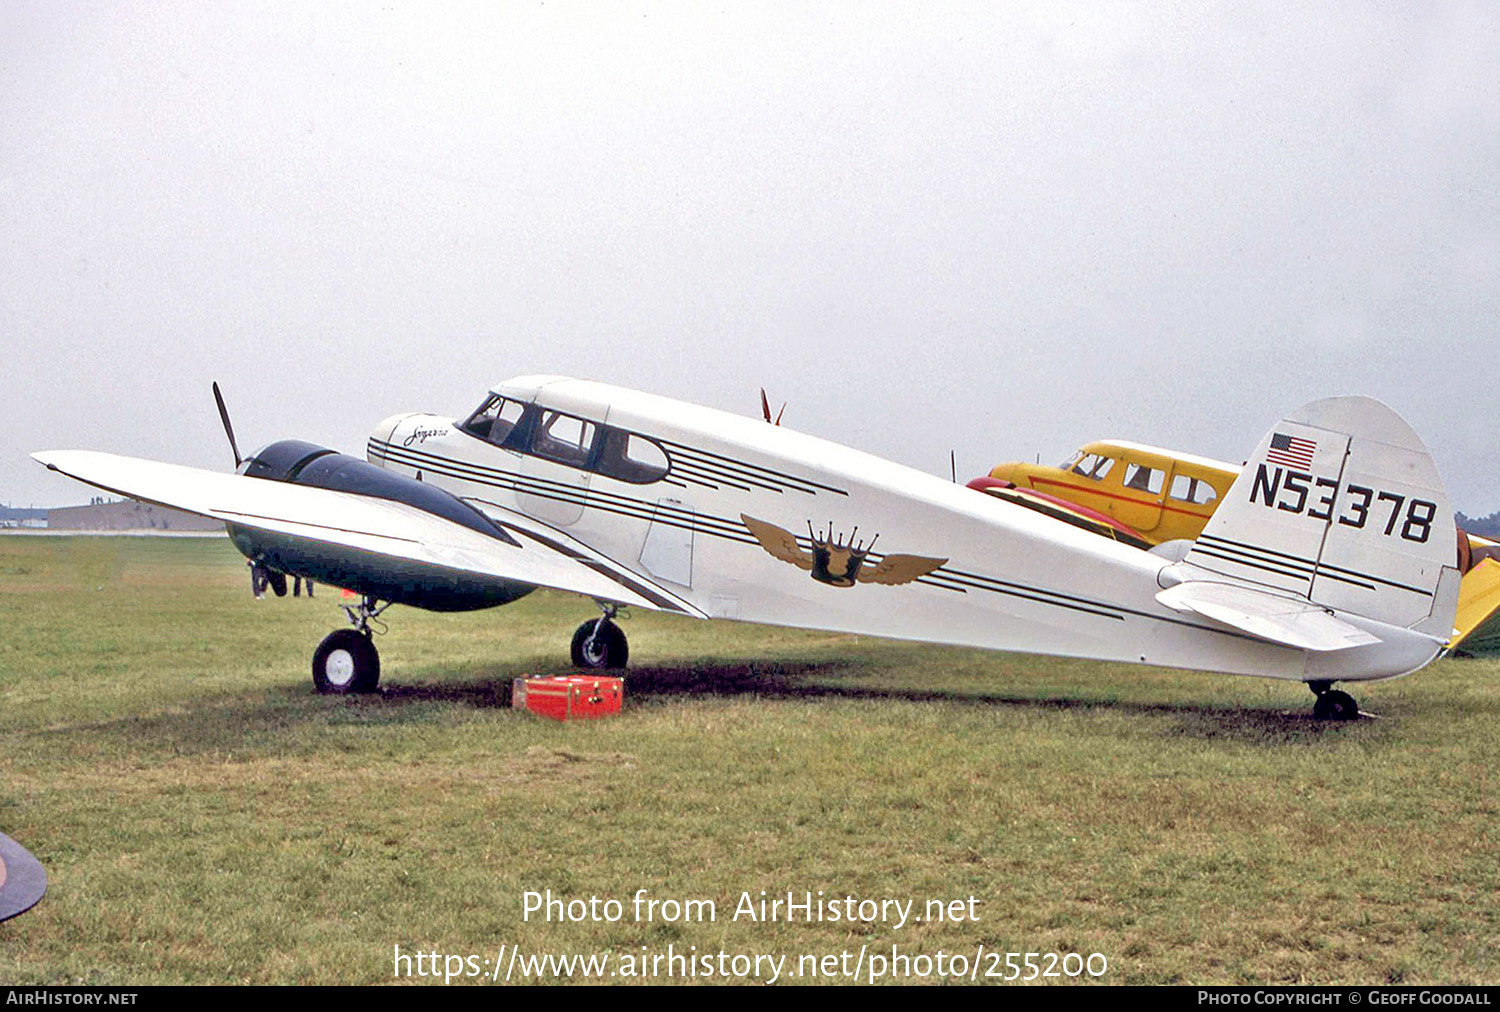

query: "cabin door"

left=515, top=407, right=605, bottom=527
left=1111, top=462, right=1166, bottom=534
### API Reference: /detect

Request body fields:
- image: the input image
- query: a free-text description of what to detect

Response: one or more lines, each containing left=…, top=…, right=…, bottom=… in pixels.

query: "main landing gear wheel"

left=311, top=595, right=390, bottom=694
left=572, top=618, right=628, bottom=669
left=313, top=629, right=380, bottom=694
left=1308, top=682, right=1360, bottom=721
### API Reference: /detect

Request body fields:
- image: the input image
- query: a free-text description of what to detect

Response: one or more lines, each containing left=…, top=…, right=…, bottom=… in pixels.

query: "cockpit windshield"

left=1066, top=453, right=1115, bottom=481
left=459, top=395, right=526, bottom=449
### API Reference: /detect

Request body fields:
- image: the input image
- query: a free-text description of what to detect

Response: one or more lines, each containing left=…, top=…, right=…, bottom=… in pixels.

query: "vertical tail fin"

left=1184, top=397, right=1460, bottom=639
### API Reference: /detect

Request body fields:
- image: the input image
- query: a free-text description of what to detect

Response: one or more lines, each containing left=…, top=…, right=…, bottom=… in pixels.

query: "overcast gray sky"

left=3, top=2, right=1496, bottom=514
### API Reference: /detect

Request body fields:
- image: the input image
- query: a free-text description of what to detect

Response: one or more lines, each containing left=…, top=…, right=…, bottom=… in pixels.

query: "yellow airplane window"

left=1123, top=464, right=1163, bottom=494
left=1171, top=475, right=1218, bottom=505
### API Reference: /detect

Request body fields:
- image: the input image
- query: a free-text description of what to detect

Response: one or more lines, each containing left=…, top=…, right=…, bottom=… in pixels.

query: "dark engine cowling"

left=228, top=439, right=536, bottom=612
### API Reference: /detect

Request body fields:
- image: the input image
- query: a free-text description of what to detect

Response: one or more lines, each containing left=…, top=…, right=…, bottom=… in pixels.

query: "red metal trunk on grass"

left=513, top=676, right=624, bottom=721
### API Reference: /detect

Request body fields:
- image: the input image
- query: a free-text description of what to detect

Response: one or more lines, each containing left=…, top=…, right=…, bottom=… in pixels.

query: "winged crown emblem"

left=740, top=514, right=946, bottom=588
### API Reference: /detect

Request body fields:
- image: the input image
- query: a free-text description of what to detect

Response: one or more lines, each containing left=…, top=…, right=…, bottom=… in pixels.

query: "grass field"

left=0, top=535, right=1496, bottom=985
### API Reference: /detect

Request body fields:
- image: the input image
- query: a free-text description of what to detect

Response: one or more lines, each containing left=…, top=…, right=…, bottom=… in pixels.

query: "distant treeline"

left=1458, top=511, right=1500, bottom=540
left=0, top=506, right=49, bottom=522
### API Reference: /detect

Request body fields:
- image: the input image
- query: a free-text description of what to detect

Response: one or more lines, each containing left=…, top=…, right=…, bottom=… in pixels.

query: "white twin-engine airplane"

left=34, top=376, right=1461, bottom=720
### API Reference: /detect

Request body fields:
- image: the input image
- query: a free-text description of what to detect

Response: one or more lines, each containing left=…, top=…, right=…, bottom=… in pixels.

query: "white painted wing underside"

left=1155, top=581, right=1381, bottom=652
left=32, top=450, right=670, bottom=611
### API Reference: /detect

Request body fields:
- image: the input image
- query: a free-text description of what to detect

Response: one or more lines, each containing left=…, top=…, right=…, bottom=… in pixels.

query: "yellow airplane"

left=986, top=440, right=1239, bottom=546
left=983, top=440, right=1500, bottom=655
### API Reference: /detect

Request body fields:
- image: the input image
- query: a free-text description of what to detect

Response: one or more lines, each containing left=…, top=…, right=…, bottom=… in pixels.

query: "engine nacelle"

left=227, top=440, right=535, bottom=612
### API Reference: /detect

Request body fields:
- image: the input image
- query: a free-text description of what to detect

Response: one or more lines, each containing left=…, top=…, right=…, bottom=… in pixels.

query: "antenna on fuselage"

left=760, top=388, right=786, bottom=425
left=213, top=381, right=244, bottom=468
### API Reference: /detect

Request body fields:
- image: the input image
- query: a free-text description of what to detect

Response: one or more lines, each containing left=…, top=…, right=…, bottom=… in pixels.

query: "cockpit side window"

left=595, top=429, right=670, bottom=484
left=531, top=410, right=597, bottom=468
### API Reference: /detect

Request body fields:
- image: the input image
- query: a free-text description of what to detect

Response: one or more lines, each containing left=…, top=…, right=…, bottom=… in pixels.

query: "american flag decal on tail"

left=1267, top=432, right=1316, bottom=469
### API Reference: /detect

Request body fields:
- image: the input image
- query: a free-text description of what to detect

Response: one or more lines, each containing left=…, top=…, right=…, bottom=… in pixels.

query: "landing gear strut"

left=571, top=604, right=629, bottom=669
left=249, top=561, right=287, bottom=598
left=312, top=595, right=389, bottom=694
left=1308, top=680, right=1360, bottom=721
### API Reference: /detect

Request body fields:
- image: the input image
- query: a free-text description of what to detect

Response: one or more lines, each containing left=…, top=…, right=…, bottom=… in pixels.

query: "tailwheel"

left=1309, top=682, right=1360, bottom=721
left=313, top=629, right=380, bottom=694
left=571, top=608, right=628, bottom=670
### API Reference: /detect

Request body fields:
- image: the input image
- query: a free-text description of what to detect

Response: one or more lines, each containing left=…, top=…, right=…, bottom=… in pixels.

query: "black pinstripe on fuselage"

left=369, top=436, right=1276, bottom=643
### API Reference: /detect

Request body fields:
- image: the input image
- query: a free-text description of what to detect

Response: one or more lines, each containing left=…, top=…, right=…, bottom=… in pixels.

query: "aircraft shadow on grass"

left=373, top=657, right=1376, bottom=743
left=51, top=656, right=1387, bottom=754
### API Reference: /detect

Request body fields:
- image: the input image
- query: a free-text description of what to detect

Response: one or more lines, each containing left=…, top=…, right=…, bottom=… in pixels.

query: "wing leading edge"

left=32, top=450, right=689, bottom=614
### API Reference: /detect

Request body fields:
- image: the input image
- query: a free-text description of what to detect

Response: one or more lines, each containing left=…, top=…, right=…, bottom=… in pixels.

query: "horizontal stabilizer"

left=1156, top=580, right=1381, bottom=652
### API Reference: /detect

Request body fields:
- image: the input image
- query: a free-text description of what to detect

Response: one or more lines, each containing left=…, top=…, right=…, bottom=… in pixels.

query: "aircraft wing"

left=32, top=450, right=678, bottom=612
left=1155, top=580, right=1382, bottom=653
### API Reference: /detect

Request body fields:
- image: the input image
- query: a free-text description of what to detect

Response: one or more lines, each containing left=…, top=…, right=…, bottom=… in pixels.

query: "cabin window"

left=459, top=396, right=527, bottom=448
left=1070, top=454, right=1115, bottom=482
left=1122, top=463, right=1164, bottom=494
left=1170, top=474, right=1218, bottom=505
left=531, top=410, right=598, bottom=467
left=595, top=429, right=670, bottom=484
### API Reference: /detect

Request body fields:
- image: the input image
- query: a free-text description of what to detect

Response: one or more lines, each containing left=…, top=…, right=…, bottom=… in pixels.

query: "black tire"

left=267, top=570, right=288, bottom=598
left=571, top=619, right=628, bottom=669
left=1313, top=689, right=1359, bottom=721
left=312, top=629, right=381, bottom=694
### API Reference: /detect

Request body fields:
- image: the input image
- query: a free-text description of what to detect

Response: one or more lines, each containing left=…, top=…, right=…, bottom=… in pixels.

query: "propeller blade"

left=212, top=381, right=243, bottom=467
left=760, top=388, right=772, bottom=424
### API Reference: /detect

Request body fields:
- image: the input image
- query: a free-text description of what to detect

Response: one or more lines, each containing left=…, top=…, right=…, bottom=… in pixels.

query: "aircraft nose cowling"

left=369, top=413, right=420, bottom=459
left=987, top=463, right=1021, bottom=485
left=369, top=413, right=457, bottom=464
